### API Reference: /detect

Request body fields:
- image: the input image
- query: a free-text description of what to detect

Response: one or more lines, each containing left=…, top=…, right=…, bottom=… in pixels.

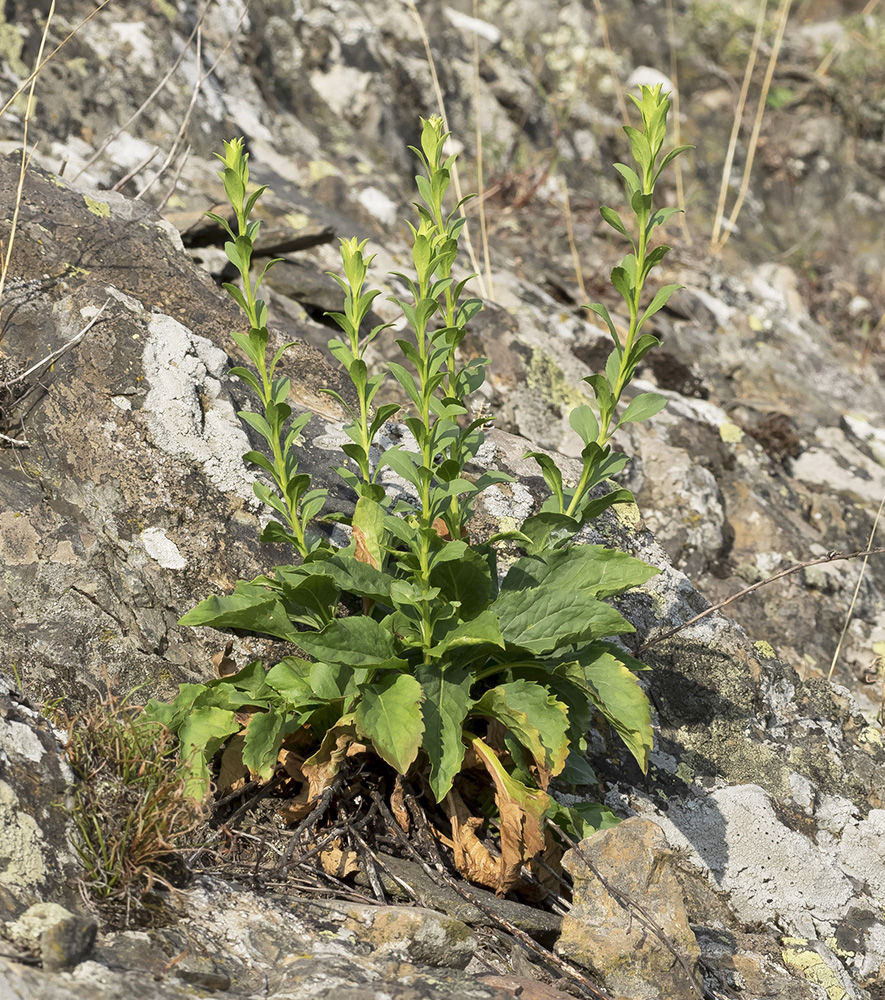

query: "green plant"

left=146, top=87, right=686, bottom=893
left=50, top=691, right=208, bottom=927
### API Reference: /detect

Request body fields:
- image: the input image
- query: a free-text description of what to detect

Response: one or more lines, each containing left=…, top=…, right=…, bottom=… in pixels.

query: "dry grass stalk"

left=405, top=0, right=488, bottom=299
left=710, top=0, right=767, bottom=249
left=0, top=1, right=56, bottom=329
left=828, top=495, right=885, bottom=681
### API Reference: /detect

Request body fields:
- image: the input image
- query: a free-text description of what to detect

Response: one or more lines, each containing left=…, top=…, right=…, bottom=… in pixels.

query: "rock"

left=3, top=902, right=97, bottom=971
left=306, top=899, right=478, bottom=969
left=556, top=817, right=702, bottom=1000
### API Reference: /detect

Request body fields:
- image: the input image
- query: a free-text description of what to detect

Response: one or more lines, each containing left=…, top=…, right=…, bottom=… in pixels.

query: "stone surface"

left=557, top=818, right=702, bottom=1000
left=2, top=2, right=885, bottom=998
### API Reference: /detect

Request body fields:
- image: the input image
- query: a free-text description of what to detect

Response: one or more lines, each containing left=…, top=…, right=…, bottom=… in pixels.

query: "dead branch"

left=638, top=546, right=885, bottom=653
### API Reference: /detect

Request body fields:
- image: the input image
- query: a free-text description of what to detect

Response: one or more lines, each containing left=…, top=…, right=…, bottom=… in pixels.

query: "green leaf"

left=431, top=607, right=505, bottom=656
left=472, top=679, right=569, bottom=776
left=242, top=708, right=285, bottom=780
left=355, top=672, right=425, bottom=773
left=297, top=616, right=397, bottom=666
left=617, top=391, right=667, bottom=426
left=525, top=452, right=564, bottom=511
left=637, top=283, right=681, bottom=331
left=549, top=800, right=620, bottom=840
left=600, top=205, right=631, bottom=239
left=518, top=512, right=580, bottom=554
left=493, top=585, right=634, bottom=654
left=429, top=542, right=497, bottom=614
left=416, top=664, right=473, bottom=801
left=569, top=404, right=599, bottom=446
left=582, top=647, right=653, bottom=773
left=502, top=545, right=658, bottom=599
left=266, top=657, right=325, bottom=706
left=178, top=589, right=301, bottom=643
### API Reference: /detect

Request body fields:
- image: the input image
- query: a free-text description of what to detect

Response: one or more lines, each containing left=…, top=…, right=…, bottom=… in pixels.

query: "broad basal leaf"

left=242, top=707, right=286, bottom=781
left=493, top=585, right=634, bottom=654
left=178, top=588, right=300, bottom=643
left=582, top=647, right=653, bottom=773
left=472, top=679, right=569, bottom=781
left=355, top=672, right=425, bottom=773
left=501, top=544, right=658, bottom=600
left=296, top=615, right=396, bottom=666
left=416, top=664, right=473, bottom=801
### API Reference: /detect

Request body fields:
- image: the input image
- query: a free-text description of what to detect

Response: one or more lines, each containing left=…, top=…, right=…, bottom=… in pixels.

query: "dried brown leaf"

left=216, top=735, right=248, bottom=796
left=443, top=789, right=501, bottom=891
left=321, top=839, right=360, bottom=878
left=212, top=640, right=237, bottom=677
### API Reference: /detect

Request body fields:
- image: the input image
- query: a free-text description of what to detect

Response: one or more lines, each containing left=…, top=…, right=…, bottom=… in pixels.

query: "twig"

left=0, top=0, right=116, bottom=121
left=0, top=431, right=28, bottom=448
left=0, top=1, right=55, bottom=325
left=547, top=820, right=703, bottom=999
left=136, top=6, right=250, bottom=201
left=638, top=545, right=885, bottom=653
left=71, top=2, right=210, bottom=183
left=371, top=790, right=614, bottom=1000
left=828, top=496, right=885, bottom=680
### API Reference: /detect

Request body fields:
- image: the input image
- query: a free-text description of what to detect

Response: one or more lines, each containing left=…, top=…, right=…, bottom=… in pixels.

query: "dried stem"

left=638, top=545, right=885, bottom=653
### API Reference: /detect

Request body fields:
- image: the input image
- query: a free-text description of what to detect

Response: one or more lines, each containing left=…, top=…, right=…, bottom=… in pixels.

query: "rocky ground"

left=1, top=1, right=885, bottom=998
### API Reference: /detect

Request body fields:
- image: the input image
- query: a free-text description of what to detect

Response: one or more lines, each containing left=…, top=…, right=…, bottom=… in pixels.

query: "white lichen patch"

left=142, top=313, right=255, bottom=504
left=0, top=720, right=45, bottom=764
left=140, top=527, right=187, bottom=570
left=0, top=780, right=47, bottom=889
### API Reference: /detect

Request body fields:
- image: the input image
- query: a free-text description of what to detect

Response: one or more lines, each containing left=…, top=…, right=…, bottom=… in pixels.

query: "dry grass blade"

left=591, top=0, right=629, bottom=124
left=718, top=0, right=794, bottom=247
left=561, top=176, right=588, bottom=300
left=828, top=495, right=885, bottom=681
left=472, top=0, right=494, bottom=300
left=0, top=0, right=56, bottom=326
left=404, top=0, right=488, bottom=299
left=710, top=0, right=767, bottom=249
left=665, top=0, right=691, bottom=245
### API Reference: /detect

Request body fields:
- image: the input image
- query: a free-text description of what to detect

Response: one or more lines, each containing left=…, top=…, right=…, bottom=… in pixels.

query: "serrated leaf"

left=582, top=648, right=653, bottom=773
left=416, top=664, right=473, bottom=801
left=242, top=708, right=285, bottom=781
left=297, top=616, right=397, bottom=666
left=178, top=590, right=300, bottom=643
left=493, top=585, right=634, bottom=654
left=355, top=672, right=424, bottom=773
left=502, top=544, right=658, bottom=599
left=472, top=679, right=569, bottom=778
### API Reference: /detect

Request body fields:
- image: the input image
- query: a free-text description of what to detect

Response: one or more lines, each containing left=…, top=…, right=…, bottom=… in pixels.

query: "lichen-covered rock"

left=0, top=679, right=81, bottom=918
left=556, top=817, right=702, bottom=1000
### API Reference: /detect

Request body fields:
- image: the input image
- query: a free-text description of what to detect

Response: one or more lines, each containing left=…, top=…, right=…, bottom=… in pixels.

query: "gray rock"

left=557, top=818, right=702, bottom=1000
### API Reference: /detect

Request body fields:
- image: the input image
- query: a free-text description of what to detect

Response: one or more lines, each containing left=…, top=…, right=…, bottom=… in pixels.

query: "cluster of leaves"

left=146, top=86, right=687, bottom=894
